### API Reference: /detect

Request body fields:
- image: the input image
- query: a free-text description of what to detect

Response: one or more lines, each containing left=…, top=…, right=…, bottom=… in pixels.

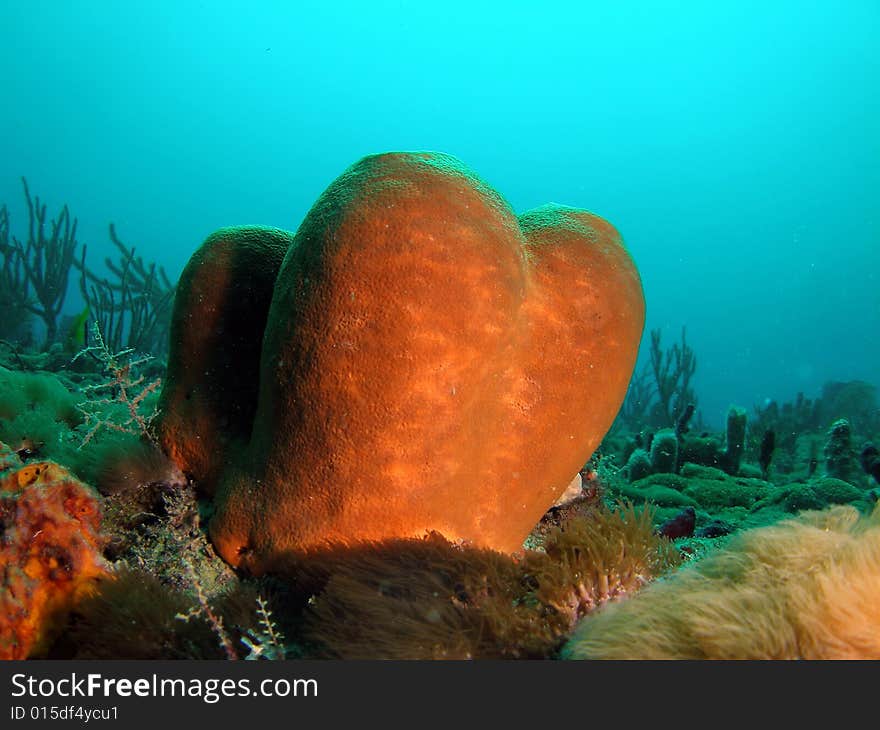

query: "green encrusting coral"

left=0, top=363, right=172, bottom=494
left=610, top=459, right=875, bottom=538
left=0, top=365, right=83, bottom=468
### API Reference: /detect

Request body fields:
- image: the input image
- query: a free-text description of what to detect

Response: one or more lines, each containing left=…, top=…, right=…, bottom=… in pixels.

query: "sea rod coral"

left=158, top=151, right=646, bottom=572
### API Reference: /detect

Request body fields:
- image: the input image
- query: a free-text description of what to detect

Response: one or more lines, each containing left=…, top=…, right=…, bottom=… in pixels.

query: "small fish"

left=64, top=306, right=90, bottom=352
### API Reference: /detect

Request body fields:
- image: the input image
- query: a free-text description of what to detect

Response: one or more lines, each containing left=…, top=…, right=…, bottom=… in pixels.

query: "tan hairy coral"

left=534, top=502, right=681, bottom=630
left=563, top=504, right=880, bottom=660
left=300, top=502, right=678, bottom=659
left=301, top=533, right=560, bottom=660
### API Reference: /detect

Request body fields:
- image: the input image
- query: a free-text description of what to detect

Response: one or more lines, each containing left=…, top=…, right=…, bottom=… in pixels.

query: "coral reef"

left=47, top=497, right=677, bottom=660
left=674, top=405, right=747, bottom=476
left=608, top=453, right=874, bottom=542
left=0, top=347, right=172, bottom=496
left=617, top=404, right=753, bottom=484
left=747, top=382, right=879, bottom=478
left=604, top=384, right=879, bottom=546
left=159, top=151, right=646, bottom=572
left=3, top=160, right=877, bottom=661
left=562, top=503, right=880, bottom=659
left=0, top=442, right=109, bottom=658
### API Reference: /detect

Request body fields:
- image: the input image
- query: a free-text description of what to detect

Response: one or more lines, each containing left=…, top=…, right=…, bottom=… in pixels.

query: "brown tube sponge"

left=160, top=152, right=645, bottom=573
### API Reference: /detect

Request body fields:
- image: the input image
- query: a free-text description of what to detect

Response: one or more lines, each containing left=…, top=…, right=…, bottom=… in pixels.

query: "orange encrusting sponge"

left=0, top=442, right=109, bottom=659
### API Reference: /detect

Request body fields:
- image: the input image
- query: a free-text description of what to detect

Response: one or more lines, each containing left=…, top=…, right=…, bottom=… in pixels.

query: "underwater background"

left=1, top=1, right=879, bottom=661
left=2, top=0, right=877, bottom=425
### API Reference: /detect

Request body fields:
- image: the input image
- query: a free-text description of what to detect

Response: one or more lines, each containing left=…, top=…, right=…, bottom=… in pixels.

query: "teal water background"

left=1, top=0, right=877, bottom=425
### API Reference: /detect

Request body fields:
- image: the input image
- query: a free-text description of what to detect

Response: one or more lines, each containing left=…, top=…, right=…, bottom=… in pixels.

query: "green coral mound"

left=0, top=366, right=83, bottom=468
left=617, top=477, right=698, bottom=509
left=754, top=477, right=868, bottom=513
left=678, top=464, right=771, bottom=508
left=608, top=454, right=874, bottom=538
left=0, top=366, right=81, bottom=425
left=0, top=364, right=166, bottom=493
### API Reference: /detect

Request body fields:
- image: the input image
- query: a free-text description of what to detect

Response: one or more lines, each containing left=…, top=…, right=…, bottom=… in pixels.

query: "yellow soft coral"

left=563, top=504, right=880, bottom=659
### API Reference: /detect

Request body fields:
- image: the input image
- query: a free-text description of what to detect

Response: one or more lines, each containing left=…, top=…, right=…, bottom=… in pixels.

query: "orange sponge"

left=0, top=446, right=108, bottom=658
left=157, top=226, right=295, bottom=488
left=160, top=152, right=645, bottom=573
